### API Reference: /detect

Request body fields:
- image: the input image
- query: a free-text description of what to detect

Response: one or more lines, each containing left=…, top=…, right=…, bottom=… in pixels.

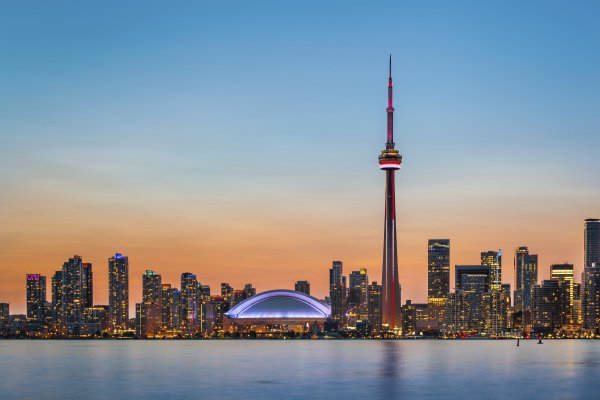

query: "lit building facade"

left=367, top=282, right=382, bottom=334
left=329, top=261, right=346, bottom=325
left=427, top=239, right=450, bottom=327
left=582, top=263, right=600, bottom=330
left=550, top=263, right=575, bottom=327
left=108, top=253, right=129, bottom=330
left=181, top=272, right=200, bottom=334
left=584, top=218, right=600, bottom=269
left=456, top=265, right=490, bottom=332
left=514, top=246, right=538, bottom=327
left=26, top=274, right=46, bottom=321
left=60, top=255, right=92, bottom=331
left=532, top=280, right=561, bottom=334
left=348, top=268, right=369, bottom=324
left=224, top=290, right=331, bottom=334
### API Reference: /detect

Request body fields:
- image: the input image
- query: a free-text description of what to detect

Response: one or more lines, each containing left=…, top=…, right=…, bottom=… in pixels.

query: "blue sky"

left=1, top=1, right=599, bottom=310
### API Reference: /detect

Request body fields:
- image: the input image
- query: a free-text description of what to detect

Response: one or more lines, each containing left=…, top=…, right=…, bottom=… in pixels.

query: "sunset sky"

left=1, top=1, right=599, bottom=314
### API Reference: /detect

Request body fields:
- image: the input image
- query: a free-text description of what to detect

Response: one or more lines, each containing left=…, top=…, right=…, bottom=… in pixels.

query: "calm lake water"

left=1, top=340, right=599, bottom=399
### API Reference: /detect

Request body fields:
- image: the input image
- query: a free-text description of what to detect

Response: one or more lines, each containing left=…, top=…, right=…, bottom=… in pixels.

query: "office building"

left=427, top=239, right=450, bottom=326
left=514, top=246, right=538, bottom=327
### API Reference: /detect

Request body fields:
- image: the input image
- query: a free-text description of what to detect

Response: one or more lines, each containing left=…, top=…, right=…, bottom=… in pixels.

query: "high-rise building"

left=481, top=250, right=502, bottom=289
left=82, top=262, right=93, bottom=309
left=60, top=255, right=92, bottom=330
left=456, top=265, right=491, bottom=332
left=582, top=263, right=600, bottom=330
left=108, top=253, right=129, bottom=330
left=143, top=270, right=162, bottom=305
left=550, top=263, right=575, bottom=326
left=584, top=219, right=600, bottom=269
left=181, top=273, right=199, bottom=334
left=329, top=261, right=346, bottom=325
left=378, top=57, right=403, bottom=330
left=26, top=274, right=46, bottom=321
left=583, top=219, right=600, bottom=332
left=161, top=284, right=174, bottom=331
left=348, top=268, right=369, bottom=322
left=446, top=290, right=470, bottom=334
left=137, top=270, right=162, bottom=336
left=51, top=271, right=63, bottom=327
left=532, top=280, right=561, bottom=334
left=427, top=239, right=450, bottom=326
left=367, top=282, right=382, bottom=334
left=514, top=246, right=538, bottom=327
left=172, top=289, right=182, bottom=331
left=295, top=280, right=310, bottom=295
left=481, top=250, right=506, bottom=334
left=136, top=302, right=160, bottom=338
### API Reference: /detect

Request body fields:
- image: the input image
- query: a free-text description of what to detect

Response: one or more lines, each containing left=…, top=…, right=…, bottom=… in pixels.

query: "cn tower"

left=378, top=56, right=402, bottom=330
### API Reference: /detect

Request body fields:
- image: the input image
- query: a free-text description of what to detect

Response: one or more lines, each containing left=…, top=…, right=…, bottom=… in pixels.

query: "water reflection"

left=378, top=340, right=403, bottom=399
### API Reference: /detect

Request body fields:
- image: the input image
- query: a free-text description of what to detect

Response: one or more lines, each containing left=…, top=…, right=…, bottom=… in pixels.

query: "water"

left=1, top=340, right=599, bottom=399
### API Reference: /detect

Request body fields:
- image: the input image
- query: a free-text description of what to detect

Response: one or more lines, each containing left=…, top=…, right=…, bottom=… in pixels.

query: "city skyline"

left=2, top=2, right=600, bottom=313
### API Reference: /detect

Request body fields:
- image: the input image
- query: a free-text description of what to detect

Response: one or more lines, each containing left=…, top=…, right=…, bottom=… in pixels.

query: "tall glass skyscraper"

left=456, top=265, right=491, bottom=332
left=583, top=219, right=600, bottom=330
left=427, top=239, right=450, bottom=326
left=514, top=246, right=538, bottom=326
left=584, top=219, right=600, bottom=269
left=108, top=253, right=129, bottom=330
left=329, top=261, right=345, bottom=324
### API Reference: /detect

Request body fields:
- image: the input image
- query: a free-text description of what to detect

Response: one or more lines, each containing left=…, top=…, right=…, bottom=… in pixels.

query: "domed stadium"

left=224, top=290, right=331, bottom=333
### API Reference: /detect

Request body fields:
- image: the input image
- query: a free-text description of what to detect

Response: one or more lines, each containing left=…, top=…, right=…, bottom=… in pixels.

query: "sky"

left=1, top=1, right=599, bottom=314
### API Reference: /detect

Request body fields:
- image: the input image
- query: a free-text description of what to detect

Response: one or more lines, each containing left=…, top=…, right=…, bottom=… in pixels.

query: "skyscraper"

left=82, top=262, right=93, bottom=309
left=329, top=261, right=345, bottom=324
left=378, top=57, right=402, bottom=330
left=582, top=263, right=600, bottom=330
left=455, top=265, right=491, bottom=332
left=161, top=284, right=175, bottom=331
left=348, top=268, right=369, bottom=323
left=181, top=272, right=199, bottom=334
left=584, top=219, right=600, bottom=269
left=51, top=271, right=63, bottom=327
left=367, top=282, right=382, bottom=334
left=108, top=253, right=129, bottom=330
left=295, top=280, right=310, bottom=295
left=583, top=219, right=600, bottom=331
left=550, top=263, right=575, bottom=326
left=26, top=274, right=46, bottom=321
left=60, top=255, right=91, bottom=330
left=427, top=239, right=450, bottom=326
left=514, top=246, right=538, bottom=326
left=532, top=280, right=561, bottom=334
left=481, top=250, right=506, bottom=334
left=142, top=270, right=162, bottom=305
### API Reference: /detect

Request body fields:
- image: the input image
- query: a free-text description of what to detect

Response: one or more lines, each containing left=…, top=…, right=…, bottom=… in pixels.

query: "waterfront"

left=1, top=340, right=598, bottom=399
